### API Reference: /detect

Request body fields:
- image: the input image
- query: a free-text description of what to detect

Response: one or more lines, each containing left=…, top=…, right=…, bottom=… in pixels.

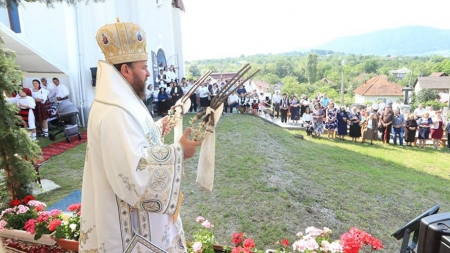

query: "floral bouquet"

left=53, top=203, right=81, bottom=241
left=187, top=216, right=217, bottom=253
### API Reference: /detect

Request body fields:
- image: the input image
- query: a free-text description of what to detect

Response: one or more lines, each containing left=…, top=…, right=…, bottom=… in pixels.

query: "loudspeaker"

left=90, top=67, right=97, bottom=87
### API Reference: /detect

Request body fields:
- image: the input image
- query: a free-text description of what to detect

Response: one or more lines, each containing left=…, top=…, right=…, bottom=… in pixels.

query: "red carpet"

left=37, top=132, right=87, bottom=164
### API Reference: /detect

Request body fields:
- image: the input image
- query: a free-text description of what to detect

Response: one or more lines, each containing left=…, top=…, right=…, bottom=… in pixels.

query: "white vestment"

left=80, top=61, right=185, bottom=253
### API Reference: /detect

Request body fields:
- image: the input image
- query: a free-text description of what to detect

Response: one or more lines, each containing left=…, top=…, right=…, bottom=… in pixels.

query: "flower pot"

left=213, top=244, right=228, bottom=253
left=54, top=238, right=79, bottom=251
left=0, top=229, right=55, bottom=245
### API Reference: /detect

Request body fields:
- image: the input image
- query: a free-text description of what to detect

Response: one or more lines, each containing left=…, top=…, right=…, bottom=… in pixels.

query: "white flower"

left=69, top=223, right=77, bottom=231
left=192, top=241, right=202, bottom=252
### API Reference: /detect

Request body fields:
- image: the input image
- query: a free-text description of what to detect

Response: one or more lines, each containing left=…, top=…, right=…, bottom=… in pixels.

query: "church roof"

left=353, top=76, right=403, bottom=96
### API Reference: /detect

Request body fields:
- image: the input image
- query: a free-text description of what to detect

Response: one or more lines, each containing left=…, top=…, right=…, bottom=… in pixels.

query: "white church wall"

left=1, top=0, right=185, bottom=125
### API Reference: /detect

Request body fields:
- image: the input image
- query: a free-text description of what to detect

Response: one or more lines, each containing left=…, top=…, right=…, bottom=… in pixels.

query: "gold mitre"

left=96, top=18, right=148, bottom=64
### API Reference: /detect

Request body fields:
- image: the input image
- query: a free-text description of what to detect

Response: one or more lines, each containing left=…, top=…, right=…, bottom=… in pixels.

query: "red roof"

left=353, top=76, right=403, bottom=96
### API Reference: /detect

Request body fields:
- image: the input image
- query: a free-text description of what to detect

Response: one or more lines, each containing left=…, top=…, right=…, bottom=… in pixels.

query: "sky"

left=181, top=0, right=450, bottom=61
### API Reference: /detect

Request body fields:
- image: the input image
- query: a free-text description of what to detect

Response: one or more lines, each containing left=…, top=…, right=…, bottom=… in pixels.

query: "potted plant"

left=0, top=199, right=56, bottom=245
left=52, top=203, right=81, bottom=251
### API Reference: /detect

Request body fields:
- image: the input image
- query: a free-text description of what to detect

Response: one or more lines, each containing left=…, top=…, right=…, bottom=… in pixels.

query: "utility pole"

left=340, top=60, right=345, bottom=106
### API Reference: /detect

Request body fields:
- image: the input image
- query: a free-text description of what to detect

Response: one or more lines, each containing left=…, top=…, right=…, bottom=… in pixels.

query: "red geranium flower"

left=9, top=199, right=22, bottom=207
left=23, top=195, right=35, bottom=205
left=68, top=203, right=81, bottom=213
left=232, top=232, right=244, bottom=246
left=281, top=238, right=289, bottom=247
left=243, top=238, right=255, bottom=249
left=48, top=219, right=62, bottom=231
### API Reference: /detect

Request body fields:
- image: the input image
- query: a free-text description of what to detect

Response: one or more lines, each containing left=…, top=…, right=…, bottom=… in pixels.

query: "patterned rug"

left=37, top=131, right=87, bottom=164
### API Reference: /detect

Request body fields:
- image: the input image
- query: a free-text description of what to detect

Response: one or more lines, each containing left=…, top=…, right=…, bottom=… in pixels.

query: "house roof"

left=320, top=77, right=335, bottom=84
left=429, top=72, right=448, bottom=77
left=415, top=76, right=450, bottom=89
left=353, top=76, right=403, bottom=96
left=390, top=67, right=411, bottom=74
left=252, top=80, right=270, bottom=91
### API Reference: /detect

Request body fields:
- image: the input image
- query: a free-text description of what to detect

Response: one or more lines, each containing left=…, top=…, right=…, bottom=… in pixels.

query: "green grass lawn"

left=36, top=114, right=450, bottom=252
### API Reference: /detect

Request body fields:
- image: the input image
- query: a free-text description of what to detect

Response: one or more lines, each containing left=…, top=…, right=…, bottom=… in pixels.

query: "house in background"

left=353, top=76, right=403, bottom=104
left=390, top=67, right=411, bottom=79
left=0, top=0, right=186, bottom=126
left=414, top=73, right=450, bottom=94
left=320, top=77, right=335, bottom=85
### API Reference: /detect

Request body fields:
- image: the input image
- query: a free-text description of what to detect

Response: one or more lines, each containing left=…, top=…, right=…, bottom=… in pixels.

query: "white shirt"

left=42, top=82, right=56, bottom=92
left=31, top=88, right=49, bottom=104
left=272, top=94, right=281, bottom=104
left=302, top=113, right=312, bottom=122
left=414, top=108, right=427, bottom=116
left=153, top=90, right=159, bottom=102
left=228, top=94, right=239, bottom=104
left=49, top=84, right=70, bottom=103
left=198, top=86, right=210, bottom=98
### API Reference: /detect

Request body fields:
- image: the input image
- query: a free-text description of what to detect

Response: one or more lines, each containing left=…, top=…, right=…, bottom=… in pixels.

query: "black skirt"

left=200, top=97, right=210, bottom=107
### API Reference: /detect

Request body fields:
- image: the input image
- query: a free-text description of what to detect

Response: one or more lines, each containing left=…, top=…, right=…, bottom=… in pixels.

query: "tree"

left=262, top=73, right=280, bottom=85
left=187, top=63, right=201, bottom=78
left=306, top=53, right=318, bottom=83
left=0, top=35, right=41, bottom=207
left=416, top=88, right=439, bottom=103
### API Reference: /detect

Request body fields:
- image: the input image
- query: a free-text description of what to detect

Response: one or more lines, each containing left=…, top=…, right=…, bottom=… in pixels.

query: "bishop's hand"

left=179, top=128, right=202, bottom=159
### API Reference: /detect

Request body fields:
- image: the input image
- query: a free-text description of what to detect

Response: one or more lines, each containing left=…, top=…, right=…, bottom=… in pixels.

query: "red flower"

left=341, top=227, right=383, bottom=253
left=48, top=219, right=62, bottom=231
left=232, top=232, right=244, bottom=246
left=281, top=238, right=289, bottom=247
left=243, top=238, right=255, bottom=249
left=9, top=199, right=22, bottom=207
left=231, top=246, right=243, bottom=253
left=68, top=203, right=81, bottom=213
left=24, top=219, right=36, bottom=234
left=23, top=195, right=35, bottom=205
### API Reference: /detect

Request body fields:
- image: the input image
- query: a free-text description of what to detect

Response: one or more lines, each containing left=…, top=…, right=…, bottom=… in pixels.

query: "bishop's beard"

left=130, top=73, right=147, bottom=101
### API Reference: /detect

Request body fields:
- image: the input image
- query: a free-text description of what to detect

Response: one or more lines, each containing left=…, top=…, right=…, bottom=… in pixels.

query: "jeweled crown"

left=96, top=18, right=148, bottom=64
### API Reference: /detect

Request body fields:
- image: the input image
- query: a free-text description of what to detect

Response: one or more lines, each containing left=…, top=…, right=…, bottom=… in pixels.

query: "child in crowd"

left=302, top=107, right=313, bottom=136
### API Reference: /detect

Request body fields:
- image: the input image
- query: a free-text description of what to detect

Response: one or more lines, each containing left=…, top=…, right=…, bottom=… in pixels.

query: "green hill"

left=317, top=26, right=450, bottom=56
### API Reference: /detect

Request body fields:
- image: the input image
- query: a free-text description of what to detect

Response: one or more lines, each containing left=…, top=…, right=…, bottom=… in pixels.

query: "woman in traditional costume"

left=31, top=79, right=50, bottom=137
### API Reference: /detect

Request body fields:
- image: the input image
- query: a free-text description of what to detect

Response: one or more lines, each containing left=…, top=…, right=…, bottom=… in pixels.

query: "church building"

left=0, top=0, right=186, bottom=126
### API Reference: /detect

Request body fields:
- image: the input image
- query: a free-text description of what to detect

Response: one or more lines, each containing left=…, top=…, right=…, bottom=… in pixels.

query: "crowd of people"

left=265, top=92, right=450, bottom=150
left=145, top=72, right=449, bottom=150
left=3, top=77, right=70, bottom=140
